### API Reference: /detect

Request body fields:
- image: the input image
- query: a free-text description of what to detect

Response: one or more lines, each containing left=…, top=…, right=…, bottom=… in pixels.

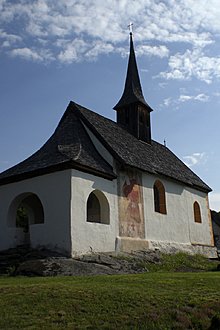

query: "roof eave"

left=113, top=99, right=153, bottom=112
left=120, top=163, right=211, bottom=193
left=0, top=161, right=116, bottom=186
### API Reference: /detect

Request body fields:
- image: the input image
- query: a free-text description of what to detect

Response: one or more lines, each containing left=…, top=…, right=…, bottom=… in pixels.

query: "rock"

left=15, top=260, right=50, bottom=276
left=15, top=258, right=123, bottom=276
left=13, top=250, right=153, bottom=276
left=129, top=249, right=162, bottom=264
left=0, top=246, right=219, bottom=277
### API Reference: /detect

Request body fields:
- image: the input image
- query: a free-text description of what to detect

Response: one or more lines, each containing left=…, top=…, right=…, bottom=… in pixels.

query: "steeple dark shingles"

left=113, top=33, right=153, bottom=112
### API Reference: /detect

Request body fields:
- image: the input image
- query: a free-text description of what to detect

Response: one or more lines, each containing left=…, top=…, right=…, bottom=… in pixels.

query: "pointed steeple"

left=114, top=32, right=153, bottom=144
left=114, top=32, right=152, bottom=111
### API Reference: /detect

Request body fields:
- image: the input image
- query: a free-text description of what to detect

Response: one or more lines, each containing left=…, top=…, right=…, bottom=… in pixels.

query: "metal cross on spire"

left=128, top=22, right=133, bottom=34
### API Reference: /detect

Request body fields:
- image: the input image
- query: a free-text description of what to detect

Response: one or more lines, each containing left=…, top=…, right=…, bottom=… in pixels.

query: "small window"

left=86, top=190, right=110, bottom=224
left=194, top=201, right=202, bottom=223
left=153, top=180, right=167, bottom=214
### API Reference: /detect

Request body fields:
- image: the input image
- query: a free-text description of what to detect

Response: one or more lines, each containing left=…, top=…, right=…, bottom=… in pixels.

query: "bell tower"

left=113, top=32, right=153, bottom=144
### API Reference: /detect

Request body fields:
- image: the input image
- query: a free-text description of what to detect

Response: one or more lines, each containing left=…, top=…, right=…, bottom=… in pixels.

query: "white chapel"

left=0, top=33, right=216, bottom=257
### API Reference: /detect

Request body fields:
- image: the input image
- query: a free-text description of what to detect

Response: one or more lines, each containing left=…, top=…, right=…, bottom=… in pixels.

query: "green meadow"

left=0, top=270, right=220, bottom=329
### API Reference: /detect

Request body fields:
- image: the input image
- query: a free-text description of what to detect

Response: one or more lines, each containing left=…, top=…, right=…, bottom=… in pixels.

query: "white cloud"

left=194, top=94, right=209, bottom=102
left=213, top=92, right=220, bottom=97
left=0, top=0, right=220, bottom=69
left=160, top=48, right=220, bottom=83
left=85, top=41, right=114, bottom=60
left=57, top=38, right=114, bottom=63
left=162, top=92, right=209, bottom=108
left=182, top=0, right=220, bottom=34
left=136, top=45, right=169, bottom=58
left=179, top=95, right=192, bottom=102
left=10, top=47, right=54, bottom=62
left=10, top=48, right=42, bottom=61
left=57, top=39, right=87, bottom=63
left=183, top=152, right=206, bottom=167
left=0, top=29, right=22, bottom=48
left=209, top=192, right=220, bottom=211
left=179, top=93, right=209, bottom=103
left=163, top=98, right=172, bottom=107
left=159, top=82, right=167, bottom=89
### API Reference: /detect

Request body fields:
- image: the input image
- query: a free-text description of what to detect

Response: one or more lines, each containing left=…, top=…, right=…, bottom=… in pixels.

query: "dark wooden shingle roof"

left=0, top=103, right=116, bottom=185
left=0, top=101, right=211, bottom=192
left=75, top=102, right=211, bottom=192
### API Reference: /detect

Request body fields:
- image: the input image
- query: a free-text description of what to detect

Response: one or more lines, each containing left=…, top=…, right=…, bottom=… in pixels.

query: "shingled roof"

left=0, top=103, right=116, bottom=185
left=75, top=102, right=211, bottom=193
left=0, top=101, right=211, bottom=192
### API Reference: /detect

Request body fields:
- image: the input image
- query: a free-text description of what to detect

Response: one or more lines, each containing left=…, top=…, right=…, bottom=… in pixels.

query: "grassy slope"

left=0, top=271, right=220, bottom=329
left=142, top=252, right=219, bottom=272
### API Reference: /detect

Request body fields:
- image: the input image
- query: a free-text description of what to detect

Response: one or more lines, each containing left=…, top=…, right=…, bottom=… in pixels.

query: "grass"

left=0, top=271, right=220, bottom=329
left=113, top=251, right=219, bottom=273
left=144, top=252, right=218, bottom=272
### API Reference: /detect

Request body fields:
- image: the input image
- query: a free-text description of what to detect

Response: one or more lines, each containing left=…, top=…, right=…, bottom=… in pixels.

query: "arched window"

left=16, top=194, right=44, bottom=226
left=87, top=190, right=110, bottom=224
left=153, top=180, right=167, bottom=214
left=8, top=193, right=44, bottom=228
left=194, top=201, right=202, bottom=223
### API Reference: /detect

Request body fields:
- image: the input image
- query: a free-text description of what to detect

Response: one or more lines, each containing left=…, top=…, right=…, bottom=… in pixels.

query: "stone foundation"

left=115, top=237, right=217, bottom=258
left=148, top=240, right=217, bottom=258
left=115, top=237, right=149, bottom=253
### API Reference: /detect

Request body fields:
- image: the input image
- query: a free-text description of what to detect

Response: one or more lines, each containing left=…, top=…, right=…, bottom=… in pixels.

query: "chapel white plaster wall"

left=71, top=169, right=118, bottom=256
left=142, top=174, right=213, bottom=246
left=0, top=170, right=72, bottom=254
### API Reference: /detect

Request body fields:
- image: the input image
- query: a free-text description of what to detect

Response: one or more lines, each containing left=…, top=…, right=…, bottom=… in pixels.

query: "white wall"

left=142, top=173, right=213, bottom=247
left=0, top=170, right=72, bottom=255
left=71, top=169, right=118, bottom=256
left=0, top=165, right=213, bottom=256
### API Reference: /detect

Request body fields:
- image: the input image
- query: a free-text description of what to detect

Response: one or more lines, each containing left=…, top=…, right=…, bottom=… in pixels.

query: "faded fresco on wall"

left=118, top=169, right=145, bottom=238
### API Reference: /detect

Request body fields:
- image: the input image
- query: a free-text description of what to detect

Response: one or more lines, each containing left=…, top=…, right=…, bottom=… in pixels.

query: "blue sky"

left=0, top=0, right=220, bottom=210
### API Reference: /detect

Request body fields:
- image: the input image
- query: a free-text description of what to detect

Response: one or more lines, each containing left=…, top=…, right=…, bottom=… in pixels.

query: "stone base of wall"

left=148, top=240, right=217, bottom=258
left=115, top=237, right=217, bottom=258
left=115, top=237, right=149, bottom=253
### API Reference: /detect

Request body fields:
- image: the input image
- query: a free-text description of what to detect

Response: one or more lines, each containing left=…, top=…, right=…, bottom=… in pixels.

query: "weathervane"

left=128, top=22, right=133, bottom=34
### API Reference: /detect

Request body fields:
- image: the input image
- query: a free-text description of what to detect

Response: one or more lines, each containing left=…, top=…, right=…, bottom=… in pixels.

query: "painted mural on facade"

left=118, top=169, right=145, bottom=238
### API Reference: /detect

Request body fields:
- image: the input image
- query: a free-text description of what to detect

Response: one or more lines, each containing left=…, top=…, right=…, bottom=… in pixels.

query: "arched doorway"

left=8, top=193, right=44, bottom=246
